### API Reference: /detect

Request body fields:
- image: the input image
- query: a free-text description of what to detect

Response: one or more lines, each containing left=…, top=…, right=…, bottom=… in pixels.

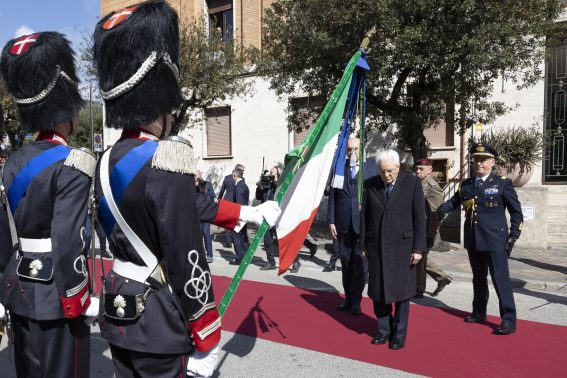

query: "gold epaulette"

left=151, top=136, right=195, bottom=174
left=64, top=147, right=96, bottom=178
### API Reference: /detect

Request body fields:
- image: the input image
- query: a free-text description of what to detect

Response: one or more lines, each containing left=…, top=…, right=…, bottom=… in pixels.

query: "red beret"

left=414, top=158, right=433, bottom=166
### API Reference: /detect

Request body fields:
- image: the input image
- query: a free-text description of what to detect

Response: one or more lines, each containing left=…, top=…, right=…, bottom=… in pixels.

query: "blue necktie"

left=385, top=184, right=392, bottom=198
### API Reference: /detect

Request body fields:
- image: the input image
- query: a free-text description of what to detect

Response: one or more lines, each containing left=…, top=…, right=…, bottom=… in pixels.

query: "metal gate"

left=545, top=39, right=567, bottom=184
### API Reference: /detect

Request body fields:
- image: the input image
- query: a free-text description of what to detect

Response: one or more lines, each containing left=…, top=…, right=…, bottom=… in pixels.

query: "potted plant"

left=472, top=124, right=545, bottom=187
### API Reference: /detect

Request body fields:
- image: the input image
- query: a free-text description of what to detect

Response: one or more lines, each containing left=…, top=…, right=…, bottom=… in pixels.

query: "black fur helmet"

left=94, top=0, right=182, bottom=130
left=0, top=32, right=84, bottom=133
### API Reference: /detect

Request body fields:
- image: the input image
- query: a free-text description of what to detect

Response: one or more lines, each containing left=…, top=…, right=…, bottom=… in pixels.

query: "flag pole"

left=218, top=28, right=375, bottom=317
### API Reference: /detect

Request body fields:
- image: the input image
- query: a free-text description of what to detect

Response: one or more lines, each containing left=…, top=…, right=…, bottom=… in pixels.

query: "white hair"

left=375, top=149, right=400, bottom=165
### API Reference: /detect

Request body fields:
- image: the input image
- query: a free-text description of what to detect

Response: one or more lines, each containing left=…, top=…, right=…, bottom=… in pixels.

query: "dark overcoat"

left=361, top=172, right=426, bottom=303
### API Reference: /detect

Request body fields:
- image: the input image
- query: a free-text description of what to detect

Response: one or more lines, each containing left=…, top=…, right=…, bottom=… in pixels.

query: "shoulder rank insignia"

left=151, top=136, right=195, bottom=175
left=64, top=147, right=96, bottom=178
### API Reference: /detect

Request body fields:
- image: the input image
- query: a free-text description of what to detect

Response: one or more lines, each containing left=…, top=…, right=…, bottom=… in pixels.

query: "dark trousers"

left=327, top=238, right=340, bottom=267
left=232, top=226, right=249, bottom=262
left=11, top=313, right=90, bottom=378
left=467, top=249, right=516, bottom=324
left=110, top=344, right=188, bottom=378
left=200, top=223, right=213, bottom=257
left=416, top=250, right=451, bottom=293
left=373, top=299, right=410, bottom=341
left=263, top=227, right=277, bottom=266
left=337, top=231, right=366, bottom=306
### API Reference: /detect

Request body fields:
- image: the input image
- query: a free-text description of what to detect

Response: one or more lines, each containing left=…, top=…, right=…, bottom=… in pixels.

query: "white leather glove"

left=187, top=344, right=219, bottom=378
left=82, top=296, right=99, bottom=324
left=0, top=302, right=5, bottom=318
left=238, top=201, right=281, bottom=228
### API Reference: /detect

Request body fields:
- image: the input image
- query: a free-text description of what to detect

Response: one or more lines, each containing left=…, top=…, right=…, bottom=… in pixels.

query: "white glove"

left=238, top=201, right=282, bottom=228
left=82, top=296, right=99, bottom=324
left=187, top=344, right=219, bottom=378
left=0, top=302, right=5, bottom=318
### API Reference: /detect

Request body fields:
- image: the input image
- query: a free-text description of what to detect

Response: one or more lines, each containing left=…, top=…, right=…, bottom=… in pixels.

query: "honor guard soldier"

left=93, top=2, right=280, bottom=377
left=438, top=143, right=523, bottom=335
left=0, top=32, right=98, bottom=377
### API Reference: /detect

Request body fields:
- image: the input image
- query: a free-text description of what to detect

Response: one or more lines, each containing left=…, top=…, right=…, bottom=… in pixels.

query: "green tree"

left=174, top=22, right=258, bottom=130
left=68, top=102, right=103, bottom=149
left=261, top=0, right=562, bottom=159
left=0, top=79, right=22, bottom=150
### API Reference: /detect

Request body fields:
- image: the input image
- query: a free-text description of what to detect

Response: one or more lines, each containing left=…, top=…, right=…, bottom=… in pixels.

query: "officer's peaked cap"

left=471, top=142, right=498, bottom=159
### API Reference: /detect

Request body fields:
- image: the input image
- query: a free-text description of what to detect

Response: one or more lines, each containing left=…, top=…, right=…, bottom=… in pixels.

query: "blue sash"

left=7, top=145, right=71, bottom=214
left=98, top=141, right=158, bottom=236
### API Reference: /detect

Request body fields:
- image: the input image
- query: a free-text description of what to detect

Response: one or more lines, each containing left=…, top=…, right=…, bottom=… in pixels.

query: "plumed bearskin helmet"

left=94, top=0, right=182, bottom=130
left=0, top=32, right=84, bottom=133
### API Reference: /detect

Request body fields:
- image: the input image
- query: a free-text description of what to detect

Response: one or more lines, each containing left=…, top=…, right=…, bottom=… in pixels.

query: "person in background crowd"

left=413, top=158, right=452, bottom=297
left=219, top=163, right=245, bottom=248
left=196, top=170, right=215, bottom=263
left=229, top=168, right=250, bottom=265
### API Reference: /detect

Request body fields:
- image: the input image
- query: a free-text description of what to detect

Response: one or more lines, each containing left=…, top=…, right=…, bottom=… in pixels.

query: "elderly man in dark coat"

left=361, top=149, right=426, bottom=350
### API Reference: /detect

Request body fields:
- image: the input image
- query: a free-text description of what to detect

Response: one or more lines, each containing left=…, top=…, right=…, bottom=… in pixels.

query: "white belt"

left=112, top=259, right=153, bottom=284
left=20, top=238, right=52, bottom=253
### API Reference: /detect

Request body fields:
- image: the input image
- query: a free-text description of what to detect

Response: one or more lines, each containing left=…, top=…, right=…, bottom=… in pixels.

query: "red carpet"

left=90, top=261, right=565, bottom=377
left=212, top=275, right=565, bottom=378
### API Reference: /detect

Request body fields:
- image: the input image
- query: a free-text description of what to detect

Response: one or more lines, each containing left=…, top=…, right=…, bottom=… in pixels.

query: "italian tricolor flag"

left=275, top=51, right=362, bottom=275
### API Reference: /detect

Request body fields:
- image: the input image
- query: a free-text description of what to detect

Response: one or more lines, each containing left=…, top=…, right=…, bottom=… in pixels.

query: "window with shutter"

left=205, top=107, right=231, bottom=157
left=290, top=97, right=324, bottom=147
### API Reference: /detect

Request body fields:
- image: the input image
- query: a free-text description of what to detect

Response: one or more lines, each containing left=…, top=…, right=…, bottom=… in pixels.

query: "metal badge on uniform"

left=16, top=256, right=54, bottom=282
left=484, top=188, right=499, bottom=195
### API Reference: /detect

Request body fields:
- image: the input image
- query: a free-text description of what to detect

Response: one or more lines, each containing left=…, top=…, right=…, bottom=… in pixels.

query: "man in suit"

left=361, top=149, right=426, bottom=350
left=219, top=163, right=245, bottom=247
left=230, top=168, right=250, bottom=264
left=328, top=137, right=366, bottom=315
left=438, top=143, right=523, bottom=335
left=196, top=171, right=216, bottom=263
left=414, top=158, right=453, bottom=297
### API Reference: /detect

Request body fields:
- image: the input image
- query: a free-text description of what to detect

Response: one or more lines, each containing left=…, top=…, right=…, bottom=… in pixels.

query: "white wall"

left=184, top=76, right=292, bottom=203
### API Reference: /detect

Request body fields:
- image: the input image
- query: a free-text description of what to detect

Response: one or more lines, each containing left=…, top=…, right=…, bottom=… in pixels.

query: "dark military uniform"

left=95, top=131, right=241, bottom=376
left=0, top=135, right=94, bottom=377
left=0, top=30, right=95, bottom=377
left=439, top=172, right=523, bottom=325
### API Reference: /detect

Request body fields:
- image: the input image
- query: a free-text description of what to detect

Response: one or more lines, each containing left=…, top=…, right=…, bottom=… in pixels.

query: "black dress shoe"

left=464, top=313, right=487, bottom=323
left=322, top=265, right=335, bottom=272
left=432, top=276, right=453, bottom=296
left=337, top=300, right=352, bottom=311
left=371, top=335, right=389, bottom=345
left=389, top=339, right=405, bottom=350
left=351, top=304, right=362, bottom=315
left=229, top=260, right=241, bottom=265
left=413, top=292, right=424, bottom=299
left=494, top=322, right=516, bottom=335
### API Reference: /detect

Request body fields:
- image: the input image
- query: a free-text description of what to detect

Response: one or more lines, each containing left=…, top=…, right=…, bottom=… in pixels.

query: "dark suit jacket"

left=327, top=162, right=361, bottom=234
left=218, top=174, right=235, bottom=201
left=361, top=172, right=426, bottom=303
left=234, top=179, right=249, bottom=206
left=439, top=173, right=522, bottom=251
